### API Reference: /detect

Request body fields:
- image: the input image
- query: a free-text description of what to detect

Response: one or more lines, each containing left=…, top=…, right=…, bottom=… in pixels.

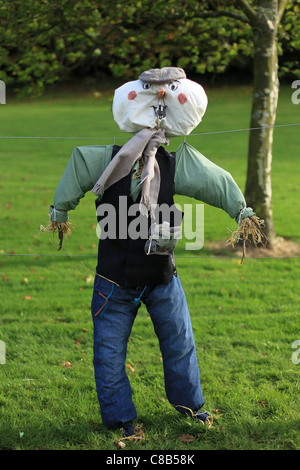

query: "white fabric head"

left=112, top=76, right=208, bottom=137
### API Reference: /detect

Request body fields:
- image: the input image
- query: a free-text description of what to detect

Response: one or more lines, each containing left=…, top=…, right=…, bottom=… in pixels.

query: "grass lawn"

left=0, top=83, right=299, bottom=450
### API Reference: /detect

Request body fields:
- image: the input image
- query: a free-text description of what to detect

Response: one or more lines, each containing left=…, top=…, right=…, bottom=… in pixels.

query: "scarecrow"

left=43, top=67, right=265, bottom=438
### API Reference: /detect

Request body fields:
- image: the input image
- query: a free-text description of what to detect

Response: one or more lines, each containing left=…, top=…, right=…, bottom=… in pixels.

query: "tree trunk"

left=244, top=1, right=279, bottom=245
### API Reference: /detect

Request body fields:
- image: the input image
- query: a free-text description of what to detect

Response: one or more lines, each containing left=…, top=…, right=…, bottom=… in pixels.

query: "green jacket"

left=49, top=141, right=254, bottom=223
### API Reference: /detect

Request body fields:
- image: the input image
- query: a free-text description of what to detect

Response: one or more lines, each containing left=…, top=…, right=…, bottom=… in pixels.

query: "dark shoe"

left=122, top=421, right=135, bottom=437
left=192, top=410, right=212, bottom=424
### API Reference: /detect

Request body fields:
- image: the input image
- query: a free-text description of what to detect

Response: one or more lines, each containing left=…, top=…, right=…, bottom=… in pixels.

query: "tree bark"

left=244, top=1, right=279, bottom=245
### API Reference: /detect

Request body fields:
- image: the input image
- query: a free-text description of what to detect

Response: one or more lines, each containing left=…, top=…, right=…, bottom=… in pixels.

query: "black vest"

left=95, top=145, right=181, bottom=287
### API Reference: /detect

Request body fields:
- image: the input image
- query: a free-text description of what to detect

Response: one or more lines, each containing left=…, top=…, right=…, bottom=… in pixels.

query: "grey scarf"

left=91, top=128, right=169, bottom=215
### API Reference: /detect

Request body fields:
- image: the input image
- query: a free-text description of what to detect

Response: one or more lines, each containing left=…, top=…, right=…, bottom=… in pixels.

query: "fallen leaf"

left=75, top=337, right=82, bottom=344
left=82, top=328, right=88, bottom=332
left=126, top=363, right=135, bottom=372
left=2, top=276, right=9, bottom=282
left=62, top=361, right=71, bottom=368
left=258, top=400, right=268, bottom=408
left=178, top=434, right=195, bottom=443
left=24, top=295, right=31, bottom=300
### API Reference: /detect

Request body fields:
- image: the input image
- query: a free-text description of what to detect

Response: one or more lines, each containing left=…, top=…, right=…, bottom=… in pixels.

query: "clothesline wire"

left=1, top=122, right=299, bottom=261
left=0, top=122, right=299, bottom=141
left=0, top=252, right=299, bottom=260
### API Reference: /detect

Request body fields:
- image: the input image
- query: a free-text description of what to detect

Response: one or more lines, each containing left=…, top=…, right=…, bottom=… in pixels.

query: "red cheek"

left=178, top=93, right=188, bottom=104
left=128, top=91, right=137, bottom=100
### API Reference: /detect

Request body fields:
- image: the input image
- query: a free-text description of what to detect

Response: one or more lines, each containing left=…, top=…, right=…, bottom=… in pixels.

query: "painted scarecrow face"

left=112, top=67, right=208, bottom=137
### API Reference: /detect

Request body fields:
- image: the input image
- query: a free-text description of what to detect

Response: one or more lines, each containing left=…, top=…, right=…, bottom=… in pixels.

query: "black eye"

left=142, top=82, right=151, bottom=90
left=168, top=81, right=179, bottom=91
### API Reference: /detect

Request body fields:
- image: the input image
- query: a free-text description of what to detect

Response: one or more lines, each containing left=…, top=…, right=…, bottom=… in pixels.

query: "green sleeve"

left=174, top=142, right=255, bottom=222
left=50, top=145, right=113, bottom=222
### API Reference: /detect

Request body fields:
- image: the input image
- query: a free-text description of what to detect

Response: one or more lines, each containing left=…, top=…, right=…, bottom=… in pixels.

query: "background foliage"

left=1, top=0, right=299, bottom=97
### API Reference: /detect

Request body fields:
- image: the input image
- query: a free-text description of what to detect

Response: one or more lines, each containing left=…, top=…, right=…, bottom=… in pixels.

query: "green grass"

left=0, top=84, right=299, bottom=450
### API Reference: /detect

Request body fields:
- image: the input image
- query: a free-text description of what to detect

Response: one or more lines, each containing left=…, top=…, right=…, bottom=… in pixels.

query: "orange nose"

left=158, top=88, right=165, bottom=99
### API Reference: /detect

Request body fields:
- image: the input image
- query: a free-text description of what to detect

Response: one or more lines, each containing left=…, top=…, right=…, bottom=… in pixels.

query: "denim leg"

left=143, top=275, right=205, bottom=414
left=91, top=276, right=138, bottom=428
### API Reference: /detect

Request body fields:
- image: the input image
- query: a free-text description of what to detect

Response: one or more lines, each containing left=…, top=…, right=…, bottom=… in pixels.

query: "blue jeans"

left=91, top=274, right=205, bottom=428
